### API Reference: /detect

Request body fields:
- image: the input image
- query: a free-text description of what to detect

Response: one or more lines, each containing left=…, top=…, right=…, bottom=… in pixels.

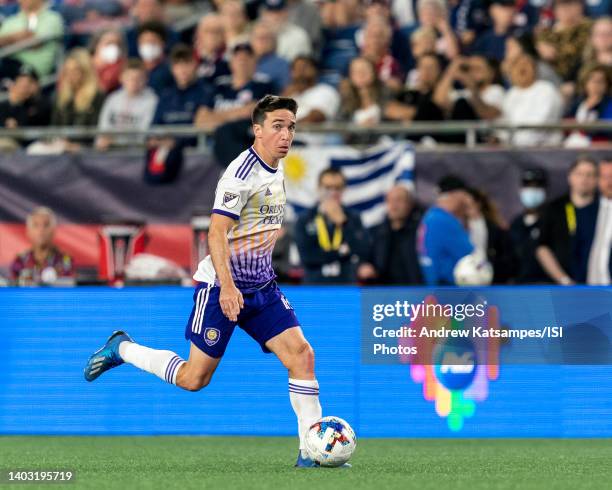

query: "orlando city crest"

left=204, top=328, right=220, bottom=346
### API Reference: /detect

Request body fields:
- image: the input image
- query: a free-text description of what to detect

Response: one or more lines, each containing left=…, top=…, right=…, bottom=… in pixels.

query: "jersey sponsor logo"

left=223, top=192, right=240, bottom=208
left=265, top=187, right=272, bottom=197
left=204, top=327, right=221, bottom=346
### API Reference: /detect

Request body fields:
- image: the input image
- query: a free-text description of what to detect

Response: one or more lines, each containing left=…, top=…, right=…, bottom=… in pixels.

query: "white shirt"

left=587, top=197, right=612, bottom=285
left=501, top=80, right=563, bottom=146
left=276, top=23, right=312, bottom=62
left=194, top=147, right=286, bottom=290
left=294, top=83, right=340, bottom=121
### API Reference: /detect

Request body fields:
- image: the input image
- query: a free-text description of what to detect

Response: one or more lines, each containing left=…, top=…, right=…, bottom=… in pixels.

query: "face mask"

left=100, top=44, right=121, bottom=64
left=139, top=43, right=162, bottom=62
left=520, top=187, right=546, bottom=209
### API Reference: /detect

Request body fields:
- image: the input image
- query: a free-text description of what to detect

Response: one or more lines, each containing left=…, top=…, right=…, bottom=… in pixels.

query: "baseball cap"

left=521, top=167, right=547, bottom=187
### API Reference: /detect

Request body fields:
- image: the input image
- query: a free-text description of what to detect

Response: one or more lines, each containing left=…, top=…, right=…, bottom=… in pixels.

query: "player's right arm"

left=208, top=213, right=244, bottom=322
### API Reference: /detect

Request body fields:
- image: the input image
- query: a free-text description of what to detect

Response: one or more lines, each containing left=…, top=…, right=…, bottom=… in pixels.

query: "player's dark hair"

left=252, top=95, right=298, bottom=125
left=137, top=21, right=168, bottom=43
left=170, top=44, right=194, bottom=64
left=570, top=154, right=598, bottom=173
left=318, top=168, right=346, bottom=186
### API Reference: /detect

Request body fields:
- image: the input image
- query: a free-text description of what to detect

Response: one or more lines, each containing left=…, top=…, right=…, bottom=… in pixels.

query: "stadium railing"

left=0, top=121, right=611, bottom=148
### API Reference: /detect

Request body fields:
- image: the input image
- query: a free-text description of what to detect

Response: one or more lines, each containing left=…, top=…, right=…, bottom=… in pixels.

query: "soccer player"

left=84, top=95, right=329, bottom=468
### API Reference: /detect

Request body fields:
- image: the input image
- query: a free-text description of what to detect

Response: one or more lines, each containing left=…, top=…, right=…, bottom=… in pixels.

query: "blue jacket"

left=418, top=207, right=473, bottom=285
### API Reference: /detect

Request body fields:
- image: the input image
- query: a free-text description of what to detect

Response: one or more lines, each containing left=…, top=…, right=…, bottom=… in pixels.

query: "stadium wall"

left=1, top=148, right=610, bottom=272
left=1, top=286, right=611, bottom=437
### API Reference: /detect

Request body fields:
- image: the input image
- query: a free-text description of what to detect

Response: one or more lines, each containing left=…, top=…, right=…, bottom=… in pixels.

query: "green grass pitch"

left=1, top=437, right=611, bottom=490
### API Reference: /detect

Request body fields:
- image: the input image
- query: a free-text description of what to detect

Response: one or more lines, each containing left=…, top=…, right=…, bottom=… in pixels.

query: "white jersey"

left=194, top=146, right=285, bottom=290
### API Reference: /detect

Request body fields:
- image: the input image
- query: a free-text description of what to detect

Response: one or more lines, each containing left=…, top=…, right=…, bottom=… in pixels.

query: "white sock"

left=119, top=341, right=185, bottom=385
left=289, top=378, right=322, bottom=456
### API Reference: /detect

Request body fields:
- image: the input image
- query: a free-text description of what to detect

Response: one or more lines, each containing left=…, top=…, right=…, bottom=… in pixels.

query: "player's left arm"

left=208, top=213, right=244, bottom=322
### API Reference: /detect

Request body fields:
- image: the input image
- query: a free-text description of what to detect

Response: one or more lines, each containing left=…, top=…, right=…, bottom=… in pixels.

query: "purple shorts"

left=185, top=281, right=300, bottom=358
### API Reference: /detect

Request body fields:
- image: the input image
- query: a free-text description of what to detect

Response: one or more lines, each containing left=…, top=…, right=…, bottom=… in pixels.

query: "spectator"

left=10, top=207, right=74, bottom=286
left=126, top=0, right=178, bottom=58
left=370, top=185, right=423, bottom=284
left=283, top=56, right=340, bottom=123
left=0, top=0, right=64, bottom=78
left=361, top=0, right=412, bottom=74
left=195, top=43, right=274, bottom=132
left=502, top=33, right=561, bottom=87
left=587, top=158, right=612, bottom=285
left=471, top=0, right=518, bottom=62
left=320, top=0, right=362, bottom=29
left=51, top=48, right=105, bottom=150
left=317, top=0, right=362, bottom=86
left=359, top=15, right=404, bottom=91
left=194, top=13, right=230, bottom=83
left=536, top=0, right=592, bottom=87
left=385, top=53, right=444, bottom=124
left=584, top=17, right=612, bottom=67
left=287, top=0, right=323, bottom=55
left=417, top=175, right=474, bottom=286
left=510, top=167, right=551, bottom=284
left=339, top=57, right=388, bottom=126
left=537, top=156, right=599, bottom=285
left=151, top=44, right=212, bottom=146
left=136, top=21, right=175, bottom=95
left=251, top=21, right=291, bottom=93
left=90, top=28, right=128, bottom=94
left=261, top=0, right=312, bottom=62
left=96, top=59, right=158, bottom=150
left=500, top=54, right=563, bottom=146
left=145, top=44, right=212, bottom=182
left=433, top=55, right=504, bottom=121
left=220, top=0, right=251, bottom=50
left=416, top=0, right=460, bottom=61
left=294, top=168, right=371, bottom=284
left=565, top=64, right=612, bottom=146
left=0, top=65, right=51, bottom=148
left=448, top=0, right=490, bottom=48
left=466, top=187, right=516, bottom=283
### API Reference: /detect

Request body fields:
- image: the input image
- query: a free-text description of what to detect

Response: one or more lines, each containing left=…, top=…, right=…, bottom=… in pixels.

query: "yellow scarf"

left=315, top=214, right=342, bottom=251
left=565, top=202, right=576, bottom=235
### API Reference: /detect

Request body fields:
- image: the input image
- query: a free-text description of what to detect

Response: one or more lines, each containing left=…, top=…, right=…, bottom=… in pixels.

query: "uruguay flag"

left=283, top=140, right=415, bottom=227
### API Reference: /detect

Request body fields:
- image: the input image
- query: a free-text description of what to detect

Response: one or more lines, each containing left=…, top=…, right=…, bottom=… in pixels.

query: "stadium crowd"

left=0, top=0, right=612, bottom=150
left=9, top=155, right=612, bottom=286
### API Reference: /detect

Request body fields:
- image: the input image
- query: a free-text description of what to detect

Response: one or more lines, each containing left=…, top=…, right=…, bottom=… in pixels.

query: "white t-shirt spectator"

left=501, top=80, right=563, bottom=146
left=294, top=83, right=340, bottom=122
left=97, top=87, right=158, bottom=145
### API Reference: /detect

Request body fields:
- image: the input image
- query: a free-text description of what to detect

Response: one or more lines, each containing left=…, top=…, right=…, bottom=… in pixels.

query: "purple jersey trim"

left=212, top=209, right=240, bottom=220
left=249, top=147, right=277, bottom=174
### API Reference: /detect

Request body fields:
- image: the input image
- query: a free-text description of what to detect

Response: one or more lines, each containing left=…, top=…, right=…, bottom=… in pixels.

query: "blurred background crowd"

left=1, top=0, right=611, bottom=288
left=1, top=0, right=612, bottom=151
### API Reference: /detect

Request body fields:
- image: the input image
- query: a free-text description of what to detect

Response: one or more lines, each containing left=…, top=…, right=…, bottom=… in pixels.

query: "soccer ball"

left=305, top=416, right=357, bottom=467
left=453, top=252, right=493, bottom=286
